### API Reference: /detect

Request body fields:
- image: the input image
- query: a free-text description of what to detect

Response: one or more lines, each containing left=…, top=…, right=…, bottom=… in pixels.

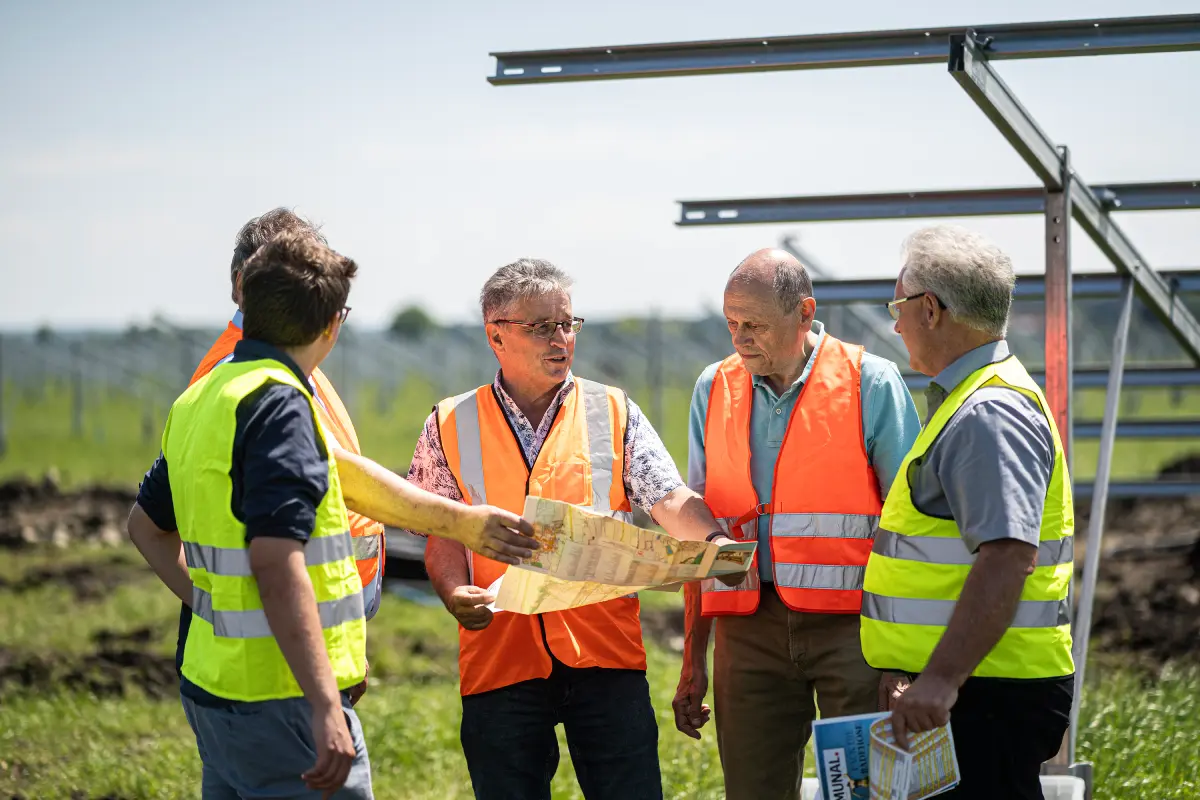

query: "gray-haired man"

left=864, top=224, right=1075, bottom=800
left=407, top=259, right=736, bottom=800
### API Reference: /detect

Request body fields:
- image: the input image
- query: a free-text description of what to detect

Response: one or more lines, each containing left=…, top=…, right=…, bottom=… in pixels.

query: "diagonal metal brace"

left=948, top=33, right=1200, bottom=363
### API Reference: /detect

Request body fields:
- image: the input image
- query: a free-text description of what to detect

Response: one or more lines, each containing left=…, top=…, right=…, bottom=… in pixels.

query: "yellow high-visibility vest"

left=164, top=358, right=366, bottom=702
left=860, top=354, right=1075, bottom=679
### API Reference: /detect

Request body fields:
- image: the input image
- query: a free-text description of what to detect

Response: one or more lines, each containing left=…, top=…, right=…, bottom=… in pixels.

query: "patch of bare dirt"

left=0, top=556, right=143, bottom=602
left=0, top=476, right=133, bottom=550
left=640, top=605, right=685, bottom=653
left=0, top=627, right=176, bottom=701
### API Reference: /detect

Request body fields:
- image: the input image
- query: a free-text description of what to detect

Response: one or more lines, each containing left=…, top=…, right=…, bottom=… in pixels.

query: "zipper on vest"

left=491, top=383, right=567, bottom=660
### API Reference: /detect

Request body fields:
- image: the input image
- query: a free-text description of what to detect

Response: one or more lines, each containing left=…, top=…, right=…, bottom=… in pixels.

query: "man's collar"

left=232, top=338, right=312, bottom=396
left=749, top=319, right=827, bottom=394
left=492, top=370, right=575, bottom=414
left=231, top=309, right=243, bottom=330
left=931, top=339, right=1011, bottom=393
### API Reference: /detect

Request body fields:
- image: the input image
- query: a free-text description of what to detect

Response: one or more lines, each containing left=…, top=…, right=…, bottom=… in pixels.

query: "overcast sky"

left=3, top=0, right=1199, bottom=331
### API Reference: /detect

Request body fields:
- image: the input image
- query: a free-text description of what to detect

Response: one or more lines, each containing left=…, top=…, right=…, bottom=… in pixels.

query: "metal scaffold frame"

left=487, top=13, right=1200, bottom=792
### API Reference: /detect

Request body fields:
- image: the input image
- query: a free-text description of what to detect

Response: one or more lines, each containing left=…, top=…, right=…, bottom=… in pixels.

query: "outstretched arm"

left=335, top=448, right=535, bottom=564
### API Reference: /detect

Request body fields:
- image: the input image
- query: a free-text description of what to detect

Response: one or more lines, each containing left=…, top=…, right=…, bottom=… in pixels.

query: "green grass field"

left=2, top=378, right=1197, bottom=489
left=1, top=373, right=1197, bottom=798
left=0, top=544, right=1197, bottom=799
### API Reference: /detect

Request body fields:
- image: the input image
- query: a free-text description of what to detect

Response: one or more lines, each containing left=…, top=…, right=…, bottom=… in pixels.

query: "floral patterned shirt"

left=404, top=371, right=683, bottom=533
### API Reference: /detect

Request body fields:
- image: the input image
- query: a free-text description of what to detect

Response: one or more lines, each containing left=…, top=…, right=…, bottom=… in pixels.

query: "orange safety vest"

left=189, top=320, right=385, bottom=591
left=700, top=335, right=883, bottom=616
left=437, top=378, right=647, bottom=697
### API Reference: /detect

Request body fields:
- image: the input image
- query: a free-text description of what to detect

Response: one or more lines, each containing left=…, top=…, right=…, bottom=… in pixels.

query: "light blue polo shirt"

left=687, top=320, right=921, bottom=582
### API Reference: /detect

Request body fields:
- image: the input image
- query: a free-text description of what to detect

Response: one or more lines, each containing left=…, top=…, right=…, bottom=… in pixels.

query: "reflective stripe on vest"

left=862, top=593, right=1071, bottom=629
left=184, top=531, right=354, bottom=577
left=870, top=528, right=1074, bottom=567
left=436, top=376, right=645, bottom=697
left=859, top=354, right=1075, bottom=680
left=192, top=586, right=365, bottom=639
left=700, top=337, right=884, bottom=616
left=167, top=359, right=367, bottom=702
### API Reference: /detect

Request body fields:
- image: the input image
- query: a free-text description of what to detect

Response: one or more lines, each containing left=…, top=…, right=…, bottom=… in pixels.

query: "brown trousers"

left=713, top=587, right=880, bottom=800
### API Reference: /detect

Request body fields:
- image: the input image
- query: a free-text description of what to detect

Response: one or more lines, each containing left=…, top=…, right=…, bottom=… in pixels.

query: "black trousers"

left=459, top=660, right=662, bottom=800
left=936, top=674, right=1074, bottom=800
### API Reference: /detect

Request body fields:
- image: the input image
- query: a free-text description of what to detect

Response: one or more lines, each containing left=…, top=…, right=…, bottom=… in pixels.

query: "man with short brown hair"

left=129, top=230, right=373, bottom=798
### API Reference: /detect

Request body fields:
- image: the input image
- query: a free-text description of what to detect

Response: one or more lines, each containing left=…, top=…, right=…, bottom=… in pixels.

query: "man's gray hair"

left=900, top=224, right=1015, bottom=337
left=480, top=258, right=574, bottom=322
left=772, top=259, right=813, bottom=313
left=728, top=250, right=814, bottom=314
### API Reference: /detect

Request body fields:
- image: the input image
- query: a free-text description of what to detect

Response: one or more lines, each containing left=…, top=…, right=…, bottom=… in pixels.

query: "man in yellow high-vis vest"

left=124, top=231, right=528, bottom=799
left=861, top=224, right=1074, bottom=800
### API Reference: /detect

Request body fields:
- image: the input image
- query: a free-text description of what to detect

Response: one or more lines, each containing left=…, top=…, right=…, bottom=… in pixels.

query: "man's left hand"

left=708, top=535, right=750, bottom=588
left=889, top=672, right=958, bottom=751
left=347, top=659, right=369, bottom=707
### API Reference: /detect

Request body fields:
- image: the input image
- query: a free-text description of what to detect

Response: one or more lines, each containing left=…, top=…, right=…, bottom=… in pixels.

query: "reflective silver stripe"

left=579, top=379, right=615, bottom=514
left=451, top=390, right=487, bottom=505
left=184, top=532, right=354, bottom=577
left=770, top=512, right=878, bottom=539
left=183, top=542, right=251, bottom=576
left=862, top=593, right=1070, bottom=628
left=192, top=586, right=365, bottom=639
left=873, top=529, right=1074, bottom=567
left=774, top=563, right=865, bottom=591
left=306, top=532, right=355, bottom=565
left=352, top=533, right=383, bottom=561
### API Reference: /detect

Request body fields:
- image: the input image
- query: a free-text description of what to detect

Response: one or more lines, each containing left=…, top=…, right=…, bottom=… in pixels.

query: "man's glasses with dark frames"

left=491, top=317, right=584, bottom=338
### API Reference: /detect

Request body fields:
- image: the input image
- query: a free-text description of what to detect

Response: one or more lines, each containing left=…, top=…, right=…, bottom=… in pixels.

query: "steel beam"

left=676, top=180, right=1200, bottom=225
left=1070, top=278, right=1135, bottom=761
left=1073, top=420, right=1200, bottom=438
left=1046, top=150, right=1075, bottom=471
left=489, top=14, right=1200, bottom=85
left=902, top=366, right=1200, bottom=391
left=812, top=270, right=1200, bottom=304
left=950, top=34, right=1200, bottom=363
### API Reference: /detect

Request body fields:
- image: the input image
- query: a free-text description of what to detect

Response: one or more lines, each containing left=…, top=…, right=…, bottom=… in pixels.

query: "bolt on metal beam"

left=490, top=14, right=1200, bottom=85
left=949, top=34, right=1200, bottom=364
left=675, top=180, right=1200, bottom=225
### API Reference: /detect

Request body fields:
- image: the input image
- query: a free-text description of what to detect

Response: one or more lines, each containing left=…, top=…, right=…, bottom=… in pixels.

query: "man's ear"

left=800, top=297, right=817, bottom=325
left=924, top=293, right=942, bottom=326
left=486, top=323, right=504, bottom=351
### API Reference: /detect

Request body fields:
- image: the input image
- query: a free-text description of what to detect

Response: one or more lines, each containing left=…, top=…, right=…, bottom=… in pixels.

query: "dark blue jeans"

left=459, top=662, right=662, bottom=800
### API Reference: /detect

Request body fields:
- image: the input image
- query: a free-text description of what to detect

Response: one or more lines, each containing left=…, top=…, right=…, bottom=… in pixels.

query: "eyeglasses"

left=885, top=292, right=945, bottom=321
left=338, top=306, right=352, bottom=324
left=491, top=317, right=584, bottom=338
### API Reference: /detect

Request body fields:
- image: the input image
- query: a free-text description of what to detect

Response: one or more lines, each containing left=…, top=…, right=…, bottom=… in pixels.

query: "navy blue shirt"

left=136, top=338, right=330, bottom=706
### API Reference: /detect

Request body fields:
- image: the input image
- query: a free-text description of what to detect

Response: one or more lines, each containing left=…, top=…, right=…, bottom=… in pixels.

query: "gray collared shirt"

left=909, top=340, right=1054, bottom=553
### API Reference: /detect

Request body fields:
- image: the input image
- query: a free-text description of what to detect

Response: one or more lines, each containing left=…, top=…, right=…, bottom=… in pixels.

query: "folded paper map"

left=867, top=715, right=960, bottom=800
left=492, top=496, right=757, bottom=614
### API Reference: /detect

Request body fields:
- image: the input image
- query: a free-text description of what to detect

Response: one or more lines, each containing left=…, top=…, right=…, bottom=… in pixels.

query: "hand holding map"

left=491, top=497, right=756, bottom=614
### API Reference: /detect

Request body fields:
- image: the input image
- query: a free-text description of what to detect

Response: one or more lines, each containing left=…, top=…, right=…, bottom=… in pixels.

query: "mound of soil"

left=1083, top=492, right=1200, bottom=664
left=0, top=626, right=176, bottom=701
left=0, top=556, right=143, bottom=602
left=641, top=605, right=686, bottom=653
left=0, top=476, right=133, bottom=550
